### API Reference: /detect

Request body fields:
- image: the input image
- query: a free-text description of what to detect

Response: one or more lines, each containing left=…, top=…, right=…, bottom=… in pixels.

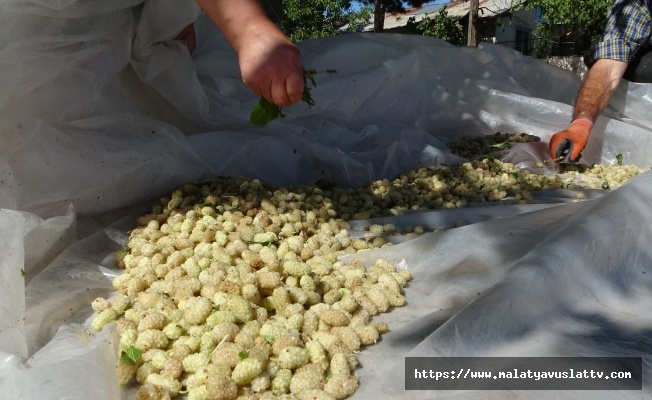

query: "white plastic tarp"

left=1, top=1, right=652, bottom=399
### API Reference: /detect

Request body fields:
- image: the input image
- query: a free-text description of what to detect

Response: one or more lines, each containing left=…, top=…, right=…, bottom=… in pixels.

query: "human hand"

left=236, top=24, right=304, bottom=107
left=549, top=119, right=593, bottom=163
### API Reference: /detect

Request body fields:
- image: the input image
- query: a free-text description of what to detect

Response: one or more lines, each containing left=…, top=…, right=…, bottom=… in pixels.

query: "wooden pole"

left=374, top=0, right=385, bottom=33
left=467, top=0, right=479, bottom=46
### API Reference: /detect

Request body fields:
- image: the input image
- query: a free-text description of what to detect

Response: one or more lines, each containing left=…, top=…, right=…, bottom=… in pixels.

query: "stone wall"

left=543, top=56, right=588, bottom=80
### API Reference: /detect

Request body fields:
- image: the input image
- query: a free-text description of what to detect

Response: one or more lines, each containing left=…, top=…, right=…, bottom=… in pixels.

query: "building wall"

left=495, top=8, right=536, bottom=42
left=493, top=8, right=539, bottom=54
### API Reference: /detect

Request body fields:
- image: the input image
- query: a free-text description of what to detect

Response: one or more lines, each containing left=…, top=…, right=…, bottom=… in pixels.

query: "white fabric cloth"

left=1, top=1, right=652, bottom=399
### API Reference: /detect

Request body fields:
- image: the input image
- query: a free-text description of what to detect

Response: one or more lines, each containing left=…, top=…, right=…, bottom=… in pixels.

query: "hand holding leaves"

left=250, top=68, right=335, bottom=126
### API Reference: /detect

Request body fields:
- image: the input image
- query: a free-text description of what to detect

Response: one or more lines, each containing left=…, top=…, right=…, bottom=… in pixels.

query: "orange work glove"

left=548, top=118, right=593, bottom=163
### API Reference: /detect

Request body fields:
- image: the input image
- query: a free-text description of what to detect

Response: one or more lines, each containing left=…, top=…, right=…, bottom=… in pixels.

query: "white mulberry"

left=296, top=389, right=335, bottom=400
left=354, top=325, right=379, bottom=346
left=278, top=346, right=309, bottom=370
left=136, top=383, right=172, bottom=400
left=271, top=368, right=293, bottom=395
left=91, top=308, right=118, bottom=331
left=182, top=296, right=213, bottom=325
left=331, top=327, right=360, bottom=352
left=319, top=309, right=350, bottom=327
left=323, top=374, right=358, bottom=400
left=231, top=357, right=265, bottom=385
left=182, top=352, right=210, bottom=373
left=211, top=341, right=245, bottom=368
left=226, top=294, right=253, bottom=324
left=145, top=373, right=182, bottom=396
left=138, top=312, right=168, bottom=332
left=135, top=329, right=169, bottom=352
left=290, top=363, right=325, bottom=393
left=205, top=374, right=238, bottom=400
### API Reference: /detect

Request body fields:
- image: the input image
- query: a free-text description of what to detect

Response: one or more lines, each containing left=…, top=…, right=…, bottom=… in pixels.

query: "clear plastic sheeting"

left=1, top=1, right=652, bottom=399
left=348, top=174, right=652, bottom=399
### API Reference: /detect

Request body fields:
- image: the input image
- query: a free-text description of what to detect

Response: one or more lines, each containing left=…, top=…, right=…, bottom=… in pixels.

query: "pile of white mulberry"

left=446, top=131, right=541, bottom=159
left=92, top=177, right=411, bottom=400
left=92, top=133, right=647, bottom=399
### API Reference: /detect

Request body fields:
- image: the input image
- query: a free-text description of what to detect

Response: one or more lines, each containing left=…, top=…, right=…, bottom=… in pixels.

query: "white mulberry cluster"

left=94, top=170, right=541, bottom=399
left=92, top=133, right=647, bottom=398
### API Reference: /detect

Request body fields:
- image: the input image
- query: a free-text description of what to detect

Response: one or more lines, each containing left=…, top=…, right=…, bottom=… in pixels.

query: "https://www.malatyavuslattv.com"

left=405, top=357, right=642, bottom=390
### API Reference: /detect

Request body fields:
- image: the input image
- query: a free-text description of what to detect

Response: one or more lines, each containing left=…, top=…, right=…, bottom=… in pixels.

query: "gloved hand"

left=548, top=119, right=593, bottom=163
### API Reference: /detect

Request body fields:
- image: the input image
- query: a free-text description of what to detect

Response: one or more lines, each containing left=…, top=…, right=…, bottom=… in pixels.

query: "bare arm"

left=573, top=58, right=628, bottom=122
left=195, top=0, right=304, bottom=107
left=548, top=58, right=629, bottom=162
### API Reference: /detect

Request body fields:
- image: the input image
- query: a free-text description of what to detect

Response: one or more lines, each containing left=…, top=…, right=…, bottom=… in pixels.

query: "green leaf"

left=616, top=153, right=623, bottom=166
left=21, top=269, right=25, bottom=277
left=238, top=351, right=248, bottom=360
left=120, top=345, right=142, bottom=365
left=249, top=67, right=335, bottom=126
left=490, top=142, right=510, bottom=150
left=601, top=181, right=610, bottom=190
left=250, top=97, right=282, bottom=127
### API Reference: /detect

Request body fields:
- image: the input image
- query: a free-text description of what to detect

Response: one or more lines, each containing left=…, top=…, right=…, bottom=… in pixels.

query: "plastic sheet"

left=1, top=1, right=652, bottom=399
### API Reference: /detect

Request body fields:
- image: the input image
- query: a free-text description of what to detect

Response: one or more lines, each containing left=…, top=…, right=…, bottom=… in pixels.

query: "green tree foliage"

left=411, top=6, right=465, bottom=46
left=281, top=0, right=372, bottom=42
left=361, top=0, right=428, bottom=14
left=521, top=0, right=613, bottom=56
left=361, top=0, right=428, bottom=32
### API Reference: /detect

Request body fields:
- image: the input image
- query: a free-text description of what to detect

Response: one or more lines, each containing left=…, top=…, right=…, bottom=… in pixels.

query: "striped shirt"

left=594, top=0, right=652, bottom=62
